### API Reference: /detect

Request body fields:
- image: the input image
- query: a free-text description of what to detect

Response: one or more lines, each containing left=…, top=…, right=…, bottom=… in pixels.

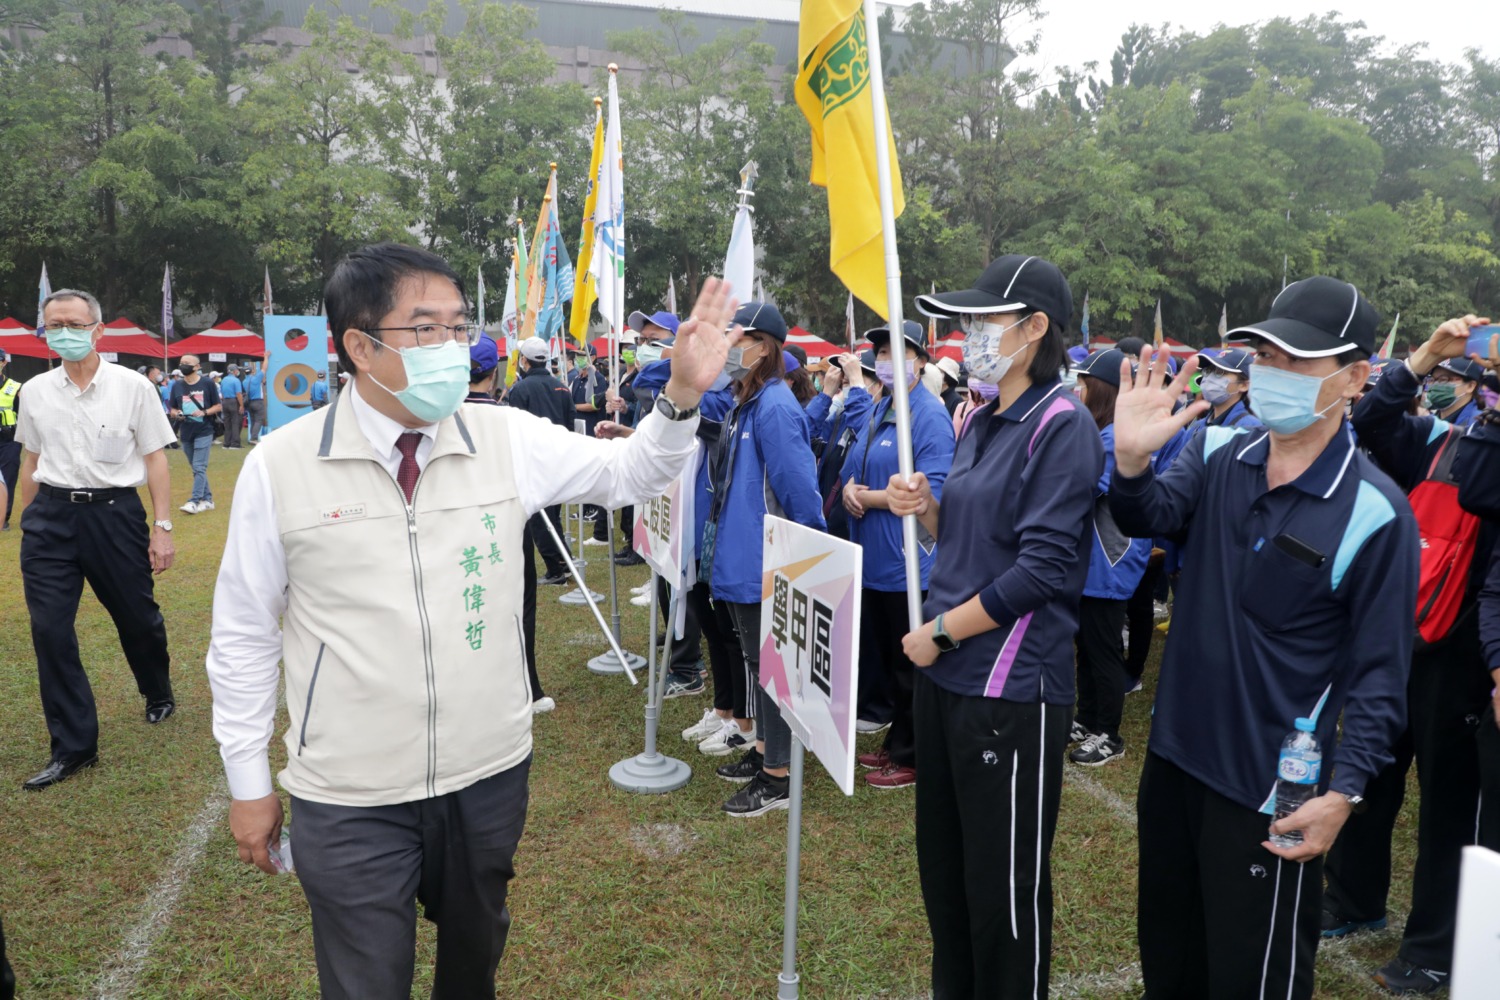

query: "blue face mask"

left=45, top=325, right=98, bottom=362
left=636, top=342, right=664, bottom=366
left=1248, top=363, right=1351, bottom=434
left=361, top=334, right=470, bottom=423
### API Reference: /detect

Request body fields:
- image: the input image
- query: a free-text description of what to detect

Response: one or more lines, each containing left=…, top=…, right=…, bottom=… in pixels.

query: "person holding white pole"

left=889, top=256, right=1101, bottom=998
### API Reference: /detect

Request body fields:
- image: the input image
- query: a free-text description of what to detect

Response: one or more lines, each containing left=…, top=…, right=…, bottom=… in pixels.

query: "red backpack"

left=1408, top=428, right=1481, bottom=644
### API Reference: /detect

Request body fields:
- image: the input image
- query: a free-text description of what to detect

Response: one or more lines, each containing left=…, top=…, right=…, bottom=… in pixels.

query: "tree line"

left=0, top=0, right=1496, bottom=350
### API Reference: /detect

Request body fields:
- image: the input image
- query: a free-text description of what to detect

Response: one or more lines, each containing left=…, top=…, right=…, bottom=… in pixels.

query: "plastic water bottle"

left=1270, top=718, right=1321, bottom=849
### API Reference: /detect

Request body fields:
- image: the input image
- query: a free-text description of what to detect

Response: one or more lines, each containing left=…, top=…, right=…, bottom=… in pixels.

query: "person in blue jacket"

left=624, top=351, right=743, bottom=726
left=890, top=255, right=1102, bottom=1000
left=1194, top=347, right=1262, bottom=431
left=1068, top=348, right=1150, bottom=767
left=1110, top=277, right=1419, bottom=1000
left=840, top=320, right=955, bottom=789
left=807, top=351, right=877, bottom=541
left=704, top=302, right=827, bottom=817
left=1423, top=356, right=1485, bottom=427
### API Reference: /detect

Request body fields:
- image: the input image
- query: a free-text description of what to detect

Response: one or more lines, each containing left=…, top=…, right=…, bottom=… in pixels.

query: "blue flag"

left=1079, top=293, right=1090, bottom=349
left=537, top=198, right=575, bottom=341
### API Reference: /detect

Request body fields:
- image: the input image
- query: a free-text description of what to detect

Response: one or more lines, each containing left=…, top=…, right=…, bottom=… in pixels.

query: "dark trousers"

left=662, top=576, right=703, bottom=677
left=518, top=524, right=546, bottom=700
left=688, top=581, right=741, bottom=714
left=864, top=588, right=922, bottom=767
left=222, top=399, right=242, bottom=448
left=0, top=912, right=13, bottom=1000
left=292, top=759, right=531, bottom=1000
left=20, top=491, right=173, bottom=759
left=0, top=439, right=19, bottom=525
left=1138, top=753, right=1319, bottom=1000
left=1324, top=619, right=1489, bottom=970
left=727, top=601, right=793, bottom=768
left=583, top=504, right=608, bottom=541
left=1125, top=557, right=1164, bottom=681
left=1075, top=596, right=1128, bottom=741
left=1480, top=703, right=1500, bottom=852
left=526, top=506, right=569, bottom=577
left=618, top=506, right=634, bottom=547
left=712, top=596, right=753, bottom=719
left=247, top=398, right=266, bottom=440
left=914, top=673, right=1066, bottom=1000
left=855, top=600, right=895, bottom=726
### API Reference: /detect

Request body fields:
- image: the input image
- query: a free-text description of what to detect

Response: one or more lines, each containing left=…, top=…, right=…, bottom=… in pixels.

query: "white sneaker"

left=582, top=538, right=609, bottom=547
left=682, top=708, right=724, bottom=742
left=531, top=696, right=556, bottom=714
left=630, top=583, right=651, bottom=595
left=630, top=592, right=651, bottom=607
left=180, top=500, right=200, bottom=514
left=197, top=500, right=215, bottom=511
left=698, top=720, right=754, bottom=757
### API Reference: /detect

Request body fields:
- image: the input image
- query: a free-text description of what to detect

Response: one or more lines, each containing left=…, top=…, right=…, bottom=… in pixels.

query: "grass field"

left=0, top=444, right=1426, bottom=998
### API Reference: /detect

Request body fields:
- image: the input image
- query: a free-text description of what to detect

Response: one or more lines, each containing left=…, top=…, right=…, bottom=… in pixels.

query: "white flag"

left=667, top=275, right=677, bottom=316
left=845, top=291, right=856, bottom=351
left=501, top=261, right=519, bottom=352
left=724, top=203, right=755, bottom=304
left=592, top=69, right=625, bottom=339
left=476, top=268, right=486, bottom=329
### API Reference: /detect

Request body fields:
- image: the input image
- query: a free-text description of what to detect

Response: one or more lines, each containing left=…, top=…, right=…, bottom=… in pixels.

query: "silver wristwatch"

left=153, top=519, right=173, bottom=532
left=654, top=393, right=700, bottom=422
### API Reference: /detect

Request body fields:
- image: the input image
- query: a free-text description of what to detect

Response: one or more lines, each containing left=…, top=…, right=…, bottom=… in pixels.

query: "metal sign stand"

left=559, top=501, right=602, bottom=606
left=777, top=735, right=807, bottom=998
left=587, top=508, right=646, bottom=675
left=538, top=512, right=638, bottom=685
left=608, top=569, right=691, bottom=793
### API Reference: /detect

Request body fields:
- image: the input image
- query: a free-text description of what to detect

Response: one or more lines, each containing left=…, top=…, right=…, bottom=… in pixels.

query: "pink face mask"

left=970, top=380, right=1000, bottom=401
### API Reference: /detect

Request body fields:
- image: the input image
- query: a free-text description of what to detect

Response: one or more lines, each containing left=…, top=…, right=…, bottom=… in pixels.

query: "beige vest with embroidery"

left=259, top=392, right=530, bottom=807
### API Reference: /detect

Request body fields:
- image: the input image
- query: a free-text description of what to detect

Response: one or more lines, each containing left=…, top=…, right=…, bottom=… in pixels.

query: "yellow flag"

left=521, top=169, right=556, bottom=343
left=570, top=101, right=604, bottom=341
left=795, top=0, right=904, bottom=319
left=1153, top=299, right=1163, bottom=348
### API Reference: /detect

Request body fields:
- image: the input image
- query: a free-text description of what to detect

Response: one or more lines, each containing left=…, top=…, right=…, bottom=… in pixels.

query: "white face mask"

left=960, top=316, right=1030, bottom=384
left=1200, top=372, right=1234, bottom=405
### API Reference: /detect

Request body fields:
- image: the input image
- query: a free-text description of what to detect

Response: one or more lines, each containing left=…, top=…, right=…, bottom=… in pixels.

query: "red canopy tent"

left=931, top=331, right=964, bottom=362
left=168, top=320, right=266, bottom=358
left=98, top=318, right=169, bottom=358
left=1160, top=336, right=1199, bottom=358
left=0, top=317, right=54, bottom=359
left=786, top=326, right=842, bottom=360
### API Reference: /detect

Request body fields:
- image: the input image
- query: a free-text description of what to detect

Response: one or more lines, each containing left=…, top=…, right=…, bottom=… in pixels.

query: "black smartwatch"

left=932, top=613, right=960, bottom=653
left=654, top=393, right=700, bottom=422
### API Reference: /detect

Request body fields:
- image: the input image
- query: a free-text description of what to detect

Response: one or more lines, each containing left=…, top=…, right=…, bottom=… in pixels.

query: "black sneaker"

left=1068, top=732, right=1124, bottom=766
left=1322, top=907, right=1387, bottom=939
left=722, top=770, right=790, bottom=816
left=614, top=550, right=645, bottom=567
left=716, top=747, right=764, bottom=784
left=1069, top=720, right=1090, bottom=744
left=539, top=572, right=570, bottom=586
left=663, top=672, right=705, bottom=699
left=1374, top=958, right=1448, bottom=995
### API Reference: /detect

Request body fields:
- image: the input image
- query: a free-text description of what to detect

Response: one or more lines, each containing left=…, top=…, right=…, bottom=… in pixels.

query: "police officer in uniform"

left=0, top=348, right=21, bottom=529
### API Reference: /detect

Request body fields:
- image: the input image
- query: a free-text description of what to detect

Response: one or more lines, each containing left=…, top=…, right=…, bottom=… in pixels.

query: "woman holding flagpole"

left=888, top=255, right=1101, bottom=999
left=702, top=302, right=826, bottom=817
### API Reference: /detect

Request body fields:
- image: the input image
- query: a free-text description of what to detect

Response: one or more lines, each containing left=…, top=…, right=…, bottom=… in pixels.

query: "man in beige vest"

left=206, top=243, right=737, bottom=999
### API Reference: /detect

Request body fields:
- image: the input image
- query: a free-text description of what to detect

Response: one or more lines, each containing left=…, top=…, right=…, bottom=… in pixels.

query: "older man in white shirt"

left=17, top=288, right=179, bottom=791
left=207, top=242, right=739, bottom=999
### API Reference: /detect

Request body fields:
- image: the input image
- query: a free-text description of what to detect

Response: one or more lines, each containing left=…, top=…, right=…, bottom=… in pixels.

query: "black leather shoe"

left=614, top=550, right=645, bottom=567
left=23, top=754, right=98, bottom=790
left=145, top=700, right=176, bottom=724
left=539, top=573, right=570, bottom=586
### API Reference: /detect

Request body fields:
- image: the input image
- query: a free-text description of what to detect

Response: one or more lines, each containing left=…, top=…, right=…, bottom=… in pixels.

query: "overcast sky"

left=886, top=1, right=1498, bottom=82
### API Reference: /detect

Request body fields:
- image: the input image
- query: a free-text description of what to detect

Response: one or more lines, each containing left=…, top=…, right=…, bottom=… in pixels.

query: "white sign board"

left=99, top=352, right=119, bottom=362
left=209, top=352, right=227, bottom=362
left=759, top=515, right=862, bottom=795
left=1452, top=845, right=1500, bottom=998
left=633, top=451, right=696, bottom=636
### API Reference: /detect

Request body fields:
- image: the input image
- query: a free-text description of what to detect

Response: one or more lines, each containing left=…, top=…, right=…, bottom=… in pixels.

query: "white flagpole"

left=862, top=0, right=922, bottom=632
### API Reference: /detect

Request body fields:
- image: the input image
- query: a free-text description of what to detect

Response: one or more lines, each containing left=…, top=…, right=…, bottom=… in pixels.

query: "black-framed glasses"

left=366, top=323, right=481, bottom=348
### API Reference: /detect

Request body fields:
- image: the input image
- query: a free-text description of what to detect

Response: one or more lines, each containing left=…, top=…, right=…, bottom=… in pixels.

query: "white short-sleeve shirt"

left=14, top=361, right=177, bottom=489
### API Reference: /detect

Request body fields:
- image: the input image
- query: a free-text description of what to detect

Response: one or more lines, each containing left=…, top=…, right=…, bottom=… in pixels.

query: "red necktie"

left=395, top=433, right=421, bottom=504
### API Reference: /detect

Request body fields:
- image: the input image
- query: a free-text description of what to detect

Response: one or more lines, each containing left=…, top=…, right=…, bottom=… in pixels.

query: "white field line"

left=1063, top=766, right=1138, bottom=829
left=91, top=786, right=228, bottom=1000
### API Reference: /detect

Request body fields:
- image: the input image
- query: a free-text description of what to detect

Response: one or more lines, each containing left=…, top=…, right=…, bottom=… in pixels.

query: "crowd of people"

left=3, top=243, right=1500, bottom=1000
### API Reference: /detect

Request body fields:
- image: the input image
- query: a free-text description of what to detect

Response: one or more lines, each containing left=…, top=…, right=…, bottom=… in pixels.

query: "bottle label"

left=1277, top=752, right=1320, bottom=784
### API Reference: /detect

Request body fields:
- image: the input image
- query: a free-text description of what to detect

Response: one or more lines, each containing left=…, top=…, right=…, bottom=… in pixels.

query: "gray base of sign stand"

left=559, top=587, right=604, bottom=606
left=608, top=750, right=691, bottom=794
left=587, top=649, right=646, bottom=675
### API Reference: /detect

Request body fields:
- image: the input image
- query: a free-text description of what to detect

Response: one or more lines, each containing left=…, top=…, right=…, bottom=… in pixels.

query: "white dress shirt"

left=14, top=361, right=176, bottom=488
left=207, top=381, right=699, bottom=799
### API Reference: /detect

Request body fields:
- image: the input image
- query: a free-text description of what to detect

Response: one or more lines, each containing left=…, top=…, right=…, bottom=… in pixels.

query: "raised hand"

left=665, top=277, right=740, bottom=405
left=1113, top=347, right=1208, bottom=477
left=1419, top=314, right=1491, bottom=362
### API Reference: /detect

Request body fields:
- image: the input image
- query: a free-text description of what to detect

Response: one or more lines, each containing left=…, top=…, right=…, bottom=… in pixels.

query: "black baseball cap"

left=732, top=302, right=789, bottom=343
left=864, top=320, right=929, bottom=360
left=1075, top=348, right=1130, bottom=389
left=914, top=254, right=1073, bottom=331
left=1437, top=357, right=1485, bottom=382
left=1226, top=277, right=1379, bottom=359
left=859, top=349, right=877, bottom=375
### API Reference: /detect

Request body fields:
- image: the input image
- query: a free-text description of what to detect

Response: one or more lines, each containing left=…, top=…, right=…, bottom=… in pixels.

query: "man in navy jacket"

left=1111, top=277, right=1419, bottom=1000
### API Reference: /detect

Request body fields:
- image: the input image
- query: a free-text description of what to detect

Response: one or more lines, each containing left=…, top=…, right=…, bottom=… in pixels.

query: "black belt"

left=38, top=484, right=136, bottom=503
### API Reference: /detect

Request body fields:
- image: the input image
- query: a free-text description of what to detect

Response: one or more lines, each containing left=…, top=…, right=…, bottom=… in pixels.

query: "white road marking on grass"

left=1063, top=767, right=1138, bottom=829
left=628, top=822, right=700, bottom=860
left=92, top=786, right=228, bottom=1000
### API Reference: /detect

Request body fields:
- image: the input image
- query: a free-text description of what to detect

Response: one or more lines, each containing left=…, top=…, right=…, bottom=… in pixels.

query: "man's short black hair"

left=325, top=242, right=469, bottom=373
left=1115, top=336, right=1147, bottom=357
left=785, top=343, right=808, bottom=367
